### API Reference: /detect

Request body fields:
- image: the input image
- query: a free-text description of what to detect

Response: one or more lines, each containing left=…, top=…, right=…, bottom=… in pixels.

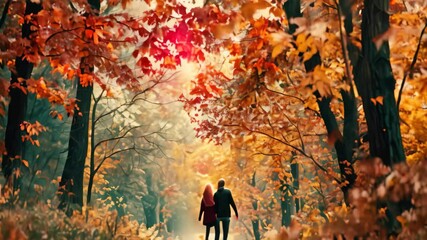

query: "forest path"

left=177, top=223, right=244, bottom=240
left=173, top=202, right=245, bottom=239
left=179, top=231, right=241, bottom=240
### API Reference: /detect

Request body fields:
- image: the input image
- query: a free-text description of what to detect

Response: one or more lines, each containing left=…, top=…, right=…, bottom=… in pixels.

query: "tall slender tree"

left=355, top=0, right=405, bottom=167
left=2, top=0, right=42, bottom=195
left=352, top=0, right=407, bottom=233
left=283, top=0, right=358, bottom=202
left=58, top=0, right=100, bottom=214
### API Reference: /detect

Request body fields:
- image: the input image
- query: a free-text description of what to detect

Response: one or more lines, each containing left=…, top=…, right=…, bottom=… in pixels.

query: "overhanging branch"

left=0, top=0, right=11, bottom=29
left=397, top=22, right=427, bottom=109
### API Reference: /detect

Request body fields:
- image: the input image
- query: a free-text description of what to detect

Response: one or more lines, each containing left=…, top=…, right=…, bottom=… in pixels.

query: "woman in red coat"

left=198, top=183, right=218, bottom=240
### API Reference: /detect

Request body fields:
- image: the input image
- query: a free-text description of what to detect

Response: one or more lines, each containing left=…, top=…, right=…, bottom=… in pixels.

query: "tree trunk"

left=58, top=0, right=99, bottom=215
left=291, top=162, right=300, bottom=212
left=353, top=0, right=407, bottom=234
left=283, top=0, right=301, bottom=34
left=142, top=170, right=159, bottom=228
left=271, top=157, right=295, bottom=227
left=281, top=188, right=292, bottom=227
left=86, top=90, right=102, bottom=205
left=354, top=0, right=405, bottom=167
left=251, top=172, right=261, bottom=240
left=284, top=0, right=357, bottom=202
left=143, top=199, right=158, bottom=228
left=2, top=0, right=42, bottom=195
left=58, top=79, right=93, bottom=214
left=251, top=215, right=261, bottom=240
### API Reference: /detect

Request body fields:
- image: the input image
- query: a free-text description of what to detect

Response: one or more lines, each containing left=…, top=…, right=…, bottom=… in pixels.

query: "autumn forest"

left=0, top=0, right=426, bottom=239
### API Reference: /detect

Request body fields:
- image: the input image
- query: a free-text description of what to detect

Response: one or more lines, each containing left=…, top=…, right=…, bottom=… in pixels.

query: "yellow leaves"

left=20, top=121, right=46, bottom=147
left=93, top=31, right=99, bottom=44
left=21, top=160, right=29, bottom=168
left=396, top=215, right=406, bottom=226
left=256, top=39, right=264, bottom=50
left=50, top=111, right=64, bottom=121
left=326, top=61, right=345, bottom=82
left=310, top=181, right=320, bottom=189
left=269, top=32, right=292, bottom=46
left=268, top=32, right=292, bottom=58
left=210, top=15, right=244, bottom=39
left=300, top=62, right=348, bottom=98
left=241, top=0, right=271, bottom=20
left=333, top=202, right=348, bottom=217
left=67, top=69, right=75, bottom=80
left=51, top=63, right=75, bottom=80
left=269, top=7, right=284, bottom=18
left=79, top=74, right=94, bottom=87
left=391, top=11, right=425, bottom=27
left=253, top=17, right=267, bottom=29
left=20, top=121, right=46, bottom=137
left=84, top=28, right=106, bottom=45
left=319, top=33, right=343, bottom=60
left=295, top=33, right=317, bottom=61
left=307, top=208, right=326, bottom=224
left=370, top=96, right=384, bottom=105
left=313, top=66, right=331, bottom=97
left=274, top=219, right=302, bottom=240
left=161, top=55, right=177, bottom=69
left=272, top=45, right=286, bottom=59
left=105, top=89, right=115, bottom=98
left=229, top=43, right=242, bottom=55
left=295, top=33, right=308, bottom=52
left=107, top=42, right=114, bottom=52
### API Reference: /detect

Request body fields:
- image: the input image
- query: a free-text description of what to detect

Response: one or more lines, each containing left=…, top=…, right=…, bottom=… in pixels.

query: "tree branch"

left=94, top=80, right=163, bottom=124
left=240, top=125, right=342, bottom=184
left=0, top=0, right=11, bottom=29
left=397, top=21, right=427, bottom=109
left=45, top=27, right=85, bottom=44
left=275, top=102, right=306, bottom=151
left=263, top=85, right=305, bottom=103
left=335, top=0, right=353, bottom=85
left=94, top=146, right=136, bottom=174
left=93, top=125, right=140, bottom=150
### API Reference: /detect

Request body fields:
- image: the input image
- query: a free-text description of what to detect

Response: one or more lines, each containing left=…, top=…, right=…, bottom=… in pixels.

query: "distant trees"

left=86, top=77, right=169, bottom=206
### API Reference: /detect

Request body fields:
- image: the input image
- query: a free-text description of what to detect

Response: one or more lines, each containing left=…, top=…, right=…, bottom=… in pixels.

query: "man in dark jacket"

left=214, top=178, right=238, bottom=240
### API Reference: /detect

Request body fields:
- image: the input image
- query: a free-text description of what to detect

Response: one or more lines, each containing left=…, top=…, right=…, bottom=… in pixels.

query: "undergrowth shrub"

left=0, top=203, right=169, bottom=240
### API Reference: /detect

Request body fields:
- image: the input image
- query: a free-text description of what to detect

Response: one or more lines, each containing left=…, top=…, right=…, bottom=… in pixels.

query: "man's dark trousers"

left=215, top=217, right=230, bottom=240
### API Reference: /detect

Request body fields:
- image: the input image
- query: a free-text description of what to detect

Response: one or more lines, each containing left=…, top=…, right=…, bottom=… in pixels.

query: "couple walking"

left=198, top=178, right=239, bottom=240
